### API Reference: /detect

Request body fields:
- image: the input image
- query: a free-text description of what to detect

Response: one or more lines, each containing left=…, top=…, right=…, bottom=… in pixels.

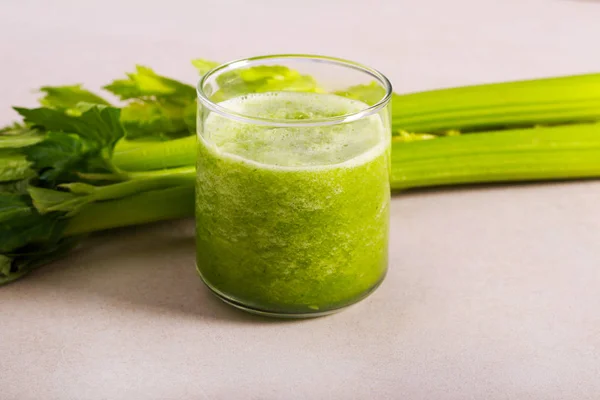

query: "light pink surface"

left=1, top=1, right=600, bottom=399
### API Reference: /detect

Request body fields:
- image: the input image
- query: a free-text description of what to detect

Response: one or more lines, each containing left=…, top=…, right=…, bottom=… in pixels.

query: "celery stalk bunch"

left=1, top=59, right=599, bottom=284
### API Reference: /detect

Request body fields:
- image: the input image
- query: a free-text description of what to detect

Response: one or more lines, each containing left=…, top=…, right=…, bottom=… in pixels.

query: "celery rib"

left=112, top=136, right=196, bottom=171
left=391, top=123, right=600, bottom=190
left=64, top=185, right=195, bottom=236
left=392, top=100, right=600, bottom=133
left=391, top=74, right=600, bottom=133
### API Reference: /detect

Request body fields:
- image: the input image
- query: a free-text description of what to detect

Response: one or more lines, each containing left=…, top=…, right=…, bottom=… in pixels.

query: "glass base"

left=197, top=264, right=386, bottom=319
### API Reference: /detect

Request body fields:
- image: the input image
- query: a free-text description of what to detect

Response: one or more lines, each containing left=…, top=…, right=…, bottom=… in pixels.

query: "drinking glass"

left=196, top=54, right=392, bottom=317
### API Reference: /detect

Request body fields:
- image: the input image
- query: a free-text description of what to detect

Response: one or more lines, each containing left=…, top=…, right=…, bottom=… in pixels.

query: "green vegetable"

left=104, top=66, right=198, bottom=139
left=207, top=65, right=323, bottom=102
left=390, top=74, right=600, bottom=134
left=0, top=60, right=599, bottom=285
left=0, top=123, right=44, bottom=148
left=0, top=152, right=33, bottom=182
left=15, top=105, right=125, bottom=184
left=191, top=59, right=220, bottom=75
left=39, top=85, right=111, bottom=114
left=391, top=122, right=600, bottom=190
left=335, top=82, right=386, bottom=106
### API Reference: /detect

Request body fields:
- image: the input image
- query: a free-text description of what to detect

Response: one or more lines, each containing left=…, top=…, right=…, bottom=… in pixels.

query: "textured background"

left=1, top=0, right=600, bottom=399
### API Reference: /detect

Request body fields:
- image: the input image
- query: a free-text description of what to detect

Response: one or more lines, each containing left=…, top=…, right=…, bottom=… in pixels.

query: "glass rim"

left=196, top=54, right=393, bottom=128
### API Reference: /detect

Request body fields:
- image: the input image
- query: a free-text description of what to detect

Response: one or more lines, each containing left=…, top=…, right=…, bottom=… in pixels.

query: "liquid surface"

left=196, top=92, right=390, bottom=314
left=204, top=92, right=384, bottom=167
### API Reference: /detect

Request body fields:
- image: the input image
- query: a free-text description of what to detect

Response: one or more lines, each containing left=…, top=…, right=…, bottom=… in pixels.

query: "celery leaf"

left=104, top=66, right=195, bottom=104
left=192, top=59, right=219, bottom=75
left=104, top=66, right=197, bottom=139
left=39, top=85, right=111, bottom=111
left=0, top=193, right=67, bottom=253
left=13, top=105, right=126, bottom=184
left=335, top=82, right=386, bottom=106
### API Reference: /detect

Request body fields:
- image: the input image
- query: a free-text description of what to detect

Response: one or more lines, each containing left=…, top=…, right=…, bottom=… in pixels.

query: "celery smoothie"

left=196, top=91, right=390, bottom=315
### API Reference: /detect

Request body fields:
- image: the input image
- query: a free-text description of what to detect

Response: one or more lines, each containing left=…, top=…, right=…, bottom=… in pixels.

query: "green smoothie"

left=196, top=92, right=390, bottom=315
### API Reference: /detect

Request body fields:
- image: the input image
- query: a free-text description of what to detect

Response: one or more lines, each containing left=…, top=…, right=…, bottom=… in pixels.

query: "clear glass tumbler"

left=196, top=54, right=392, bottom=317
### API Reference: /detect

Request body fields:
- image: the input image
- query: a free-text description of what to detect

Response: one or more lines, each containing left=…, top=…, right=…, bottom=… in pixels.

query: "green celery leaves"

left=0, top=103, right=131, bottom=282
left=0, top=151, right=33, bottom=182
left=119, top=100, right=194, bottom=140
left=14, top=105, right=125, bottom=184
left=210, top=65, right=322, bottom=102
left=0, top=192, right=69, bottom=283
left=104, top=65, right=196, bottom=102
left=191, top=59, right=219, bottom=76
left=335, top=82, right=386, bottom=106
left=0, top=195, right=66, bottom=253
left=104, top=66, right=197, bottom=139
left=15, top=105, right=124, bottom=149
left=39, top=85, right=111, bottom=114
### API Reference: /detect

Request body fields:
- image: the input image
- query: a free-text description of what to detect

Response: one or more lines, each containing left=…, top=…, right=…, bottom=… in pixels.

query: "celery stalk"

left=391, top=74, right=600, bottom=133
left=64, top=185, right=194, bottom=236
left=112, top=137, right=196, bottom=171
left=392, top=123, right=600, bottom=190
